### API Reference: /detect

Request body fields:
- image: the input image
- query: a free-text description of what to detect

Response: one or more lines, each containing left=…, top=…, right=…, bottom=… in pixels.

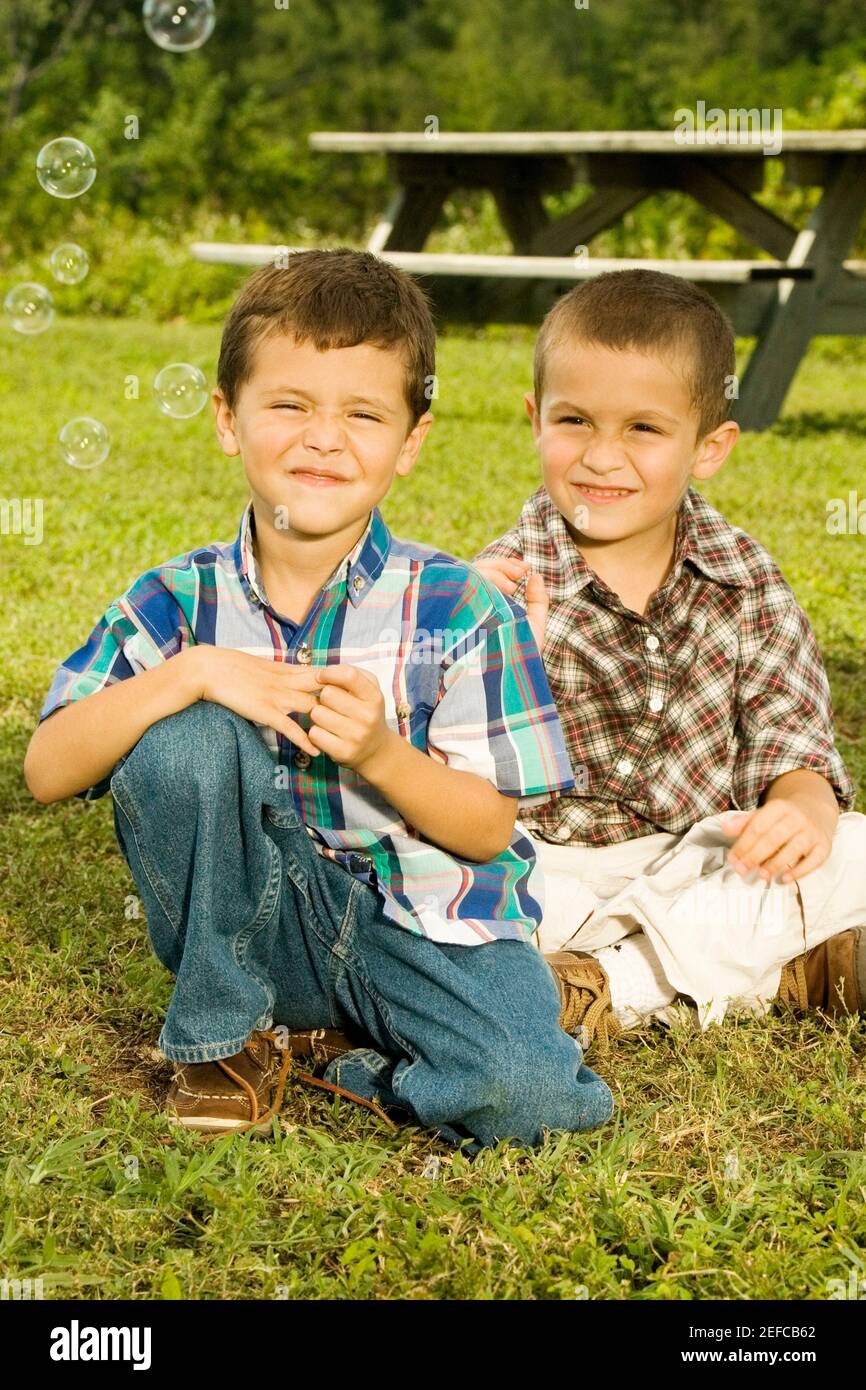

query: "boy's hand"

left=474, top=556, right=530, bottom=597
left=473, top=557, right=549, bottom=651
left=193, top=645, right=322, bottom=755
left=723, top=801, right=833, bottom=884
left=308, top=664, right=389, bottom=773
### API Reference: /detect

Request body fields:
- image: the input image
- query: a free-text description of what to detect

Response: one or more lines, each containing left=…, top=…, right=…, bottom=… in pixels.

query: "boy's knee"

left=117, top=701, right=256, bottom=795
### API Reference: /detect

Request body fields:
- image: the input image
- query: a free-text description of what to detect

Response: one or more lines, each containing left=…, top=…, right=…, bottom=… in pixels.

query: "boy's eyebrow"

left=547, top=399, right=681, bottom=425
left=258, top=385, right=395, bottom=412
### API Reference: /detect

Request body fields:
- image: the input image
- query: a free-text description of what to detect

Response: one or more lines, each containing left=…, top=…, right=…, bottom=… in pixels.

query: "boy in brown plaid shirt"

left=473, top=269, right=866, bottom=1045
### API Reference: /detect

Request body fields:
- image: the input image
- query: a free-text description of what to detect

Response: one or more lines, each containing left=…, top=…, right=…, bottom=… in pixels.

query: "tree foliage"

left=2, top=0, right=865, bottom=314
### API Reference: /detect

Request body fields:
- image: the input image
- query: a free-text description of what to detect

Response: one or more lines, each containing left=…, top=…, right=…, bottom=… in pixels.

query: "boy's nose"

left=302, top=418, right=344, bottom=453
left=580, top=439, right=626, bottom=472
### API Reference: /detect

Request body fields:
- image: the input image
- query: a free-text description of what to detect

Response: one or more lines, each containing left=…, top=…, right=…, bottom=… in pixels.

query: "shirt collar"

left=674, top=487, right=758, bottom=588
left=234, top=501, right=391, bottom=610
left=528, top=484, right=756, bottom=597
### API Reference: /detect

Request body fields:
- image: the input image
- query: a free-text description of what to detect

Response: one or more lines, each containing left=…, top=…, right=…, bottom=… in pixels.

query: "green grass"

left=1, top=318, right=865, bottom=1301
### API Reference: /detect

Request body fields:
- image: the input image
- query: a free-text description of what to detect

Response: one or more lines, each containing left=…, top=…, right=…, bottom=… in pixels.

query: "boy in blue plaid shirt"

left=25, top=250, right=612, bottom=1151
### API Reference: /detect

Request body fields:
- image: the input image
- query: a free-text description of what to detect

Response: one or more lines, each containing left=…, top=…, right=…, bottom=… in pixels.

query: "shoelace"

left=777, top=955, right=809, bottom=1011
left=207, top=1029, right=398, bottom=1139
left=552, top=957, right=618, bottom=1051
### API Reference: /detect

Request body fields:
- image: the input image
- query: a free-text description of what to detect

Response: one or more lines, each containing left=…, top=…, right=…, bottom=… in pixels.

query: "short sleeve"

left=38, top=581, right=191, bottom=800
left=426, top=591, right=575, bottom=806
left=732, top=594, right=855, bottom=811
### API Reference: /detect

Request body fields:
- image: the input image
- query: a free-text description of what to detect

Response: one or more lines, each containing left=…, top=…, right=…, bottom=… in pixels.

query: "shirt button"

left=617, top=758, right=634, bottom=776
left=396, top=700, right=411, bottom=719
left=352, top=575, right=364, bottom=593
left=296, top=644, right=312, bottom=665
left=293, top=750, right=311, bottom=769
left=648, top=695, right=664, bottom=713
left=646, top=635, right=660, bottom=652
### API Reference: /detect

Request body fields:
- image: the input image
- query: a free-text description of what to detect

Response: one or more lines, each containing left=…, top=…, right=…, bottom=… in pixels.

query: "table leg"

left=379, top=181, right=450, bottom=252
left=734, top=154, right=866, bottom=430
left=492, top=185, right=550, bottom=253
left=678, top=161, right=798, bottom=260
left=528, top=185, right=649, bottom=256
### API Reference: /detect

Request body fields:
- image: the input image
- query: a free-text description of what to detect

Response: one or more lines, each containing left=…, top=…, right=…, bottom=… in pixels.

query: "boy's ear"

left=692, top=418, right=740, bottom=481
left=525, top=391, right=542, bottom=441
left=212, top=389, right=241, bottom=458
left=395, top=410, right=433, bottom=477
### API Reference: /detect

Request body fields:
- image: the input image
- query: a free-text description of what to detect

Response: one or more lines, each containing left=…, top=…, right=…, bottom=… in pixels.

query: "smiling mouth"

left=290, top=469, right=349, bottom=486
left=573, top=483, right=636, bottom=500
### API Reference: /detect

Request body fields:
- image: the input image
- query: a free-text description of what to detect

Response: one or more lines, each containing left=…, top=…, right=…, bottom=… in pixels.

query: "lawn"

left=1, top=318, right=865, bottom=1301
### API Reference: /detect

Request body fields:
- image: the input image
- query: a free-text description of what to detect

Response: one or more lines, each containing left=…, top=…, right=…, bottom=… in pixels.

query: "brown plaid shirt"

left=474, top=485, right=855, bottom=846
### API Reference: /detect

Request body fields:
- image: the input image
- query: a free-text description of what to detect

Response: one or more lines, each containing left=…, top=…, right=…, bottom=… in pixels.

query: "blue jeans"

left=110, top=702, right=614, bottom=1150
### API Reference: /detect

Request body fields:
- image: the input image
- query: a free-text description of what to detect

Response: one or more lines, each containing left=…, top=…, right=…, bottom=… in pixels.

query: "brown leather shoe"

left=166, top=1026, right=398, bottom=1138
left=166, top=1029, right=292, bottom=1135
left=283, top=1027, right=356, bottom=1072
left=777, top=928, right=864, bottom=1017
left=545, top=951, right=621, bottom=1052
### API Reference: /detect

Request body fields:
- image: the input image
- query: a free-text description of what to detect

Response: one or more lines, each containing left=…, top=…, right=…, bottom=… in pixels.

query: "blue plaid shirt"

left=40, top=503, right=576, bottom=945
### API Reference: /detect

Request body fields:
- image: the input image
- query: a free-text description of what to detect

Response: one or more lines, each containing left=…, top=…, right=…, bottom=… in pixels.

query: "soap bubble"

left=36, top=137, right=97, bottom=198
left=143, top=0, right=216, bottom=52
left=49, top=243, right=90, bottom=285
left=59, top=417, right=111, bottom=470
left=154, top=363, right=208, bottom=418
left=4, top=283, right=55, bottom=335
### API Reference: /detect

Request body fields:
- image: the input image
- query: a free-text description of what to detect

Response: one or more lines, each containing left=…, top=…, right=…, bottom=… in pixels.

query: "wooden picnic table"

left=193, top=130, right=866, bottom=429
left=308, top=130, right=866, bottom=431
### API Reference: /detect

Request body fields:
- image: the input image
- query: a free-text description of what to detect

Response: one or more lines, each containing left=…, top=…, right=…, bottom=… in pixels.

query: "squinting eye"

left=559, top=416, right=588, bottom=426
left=350, top=412, right=380, bottom=421
left=633, top=424, right=660, bottom=433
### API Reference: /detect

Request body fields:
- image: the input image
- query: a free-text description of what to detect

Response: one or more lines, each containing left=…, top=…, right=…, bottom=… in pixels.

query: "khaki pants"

left=530, top=812, right=866, bottom=1026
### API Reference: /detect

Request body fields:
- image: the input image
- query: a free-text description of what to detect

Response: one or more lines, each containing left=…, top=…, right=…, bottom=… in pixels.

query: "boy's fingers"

left=727, top=805, right=783, bottom=862
left=274, top=715, right=318, bottom=756
left=314, top=683, right=360, bottom=718
left=315, top=664, right=380, bottom=700
left=498, top=557, right=530, bottom=577
left=781, top=844, right=826, bottom=883
left=476, top=557, right=528, bottom=577
left=524, top=572, right=549, bottom=647
left=308, top=703, right=353, bottom=737
left=307, top=723, right=342, bottom=759
left=280, top=691, right=320, bottom=715
left=721, top=812, right=751, bottom=837
left=761, top=830, right=814, bottom=881
left=730, top=817, right=791, bottom=872
left=275, top=666, right=324, bottom=691
left=525, top=570, right=549, bottom=604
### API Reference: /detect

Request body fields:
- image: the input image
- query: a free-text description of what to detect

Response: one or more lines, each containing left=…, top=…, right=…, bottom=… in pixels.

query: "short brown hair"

left=217, top=248, right=436, bottom=423
left=533, top=270, right=735, bottom=436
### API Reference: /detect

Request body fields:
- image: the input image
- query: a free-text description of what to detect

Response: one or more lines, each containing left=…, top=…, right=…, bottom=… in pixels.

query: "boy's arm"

left=25, top=649, right=204, bottom=804
left=25, top=646, right=324, bottom=805
left=725, top=586, right=853, bottom=882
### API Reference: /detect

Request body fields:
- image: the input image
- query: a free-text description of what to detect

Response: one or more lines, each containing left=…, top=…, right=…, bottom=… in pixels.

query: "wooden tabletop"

left=310, top=130, right=866, bottom=156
